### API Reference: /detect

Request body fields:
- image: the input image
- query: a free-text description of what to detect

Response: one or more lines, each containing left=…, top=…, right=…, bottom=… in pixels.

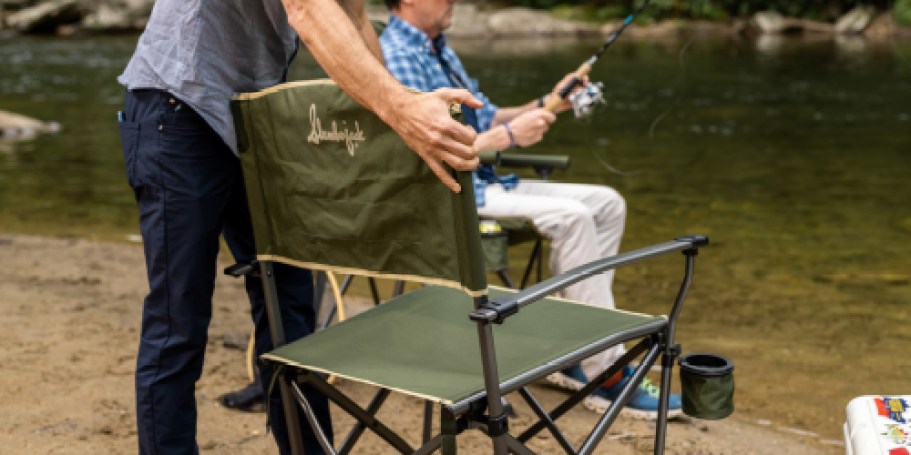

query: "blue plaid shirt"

left=381, top=15, right=518, bottom=206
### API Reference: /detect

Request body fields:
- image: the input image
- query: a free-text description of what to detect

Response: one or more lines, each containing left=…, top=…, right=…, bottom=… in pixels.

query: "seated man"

left=380, top=0, right=681, bottom=419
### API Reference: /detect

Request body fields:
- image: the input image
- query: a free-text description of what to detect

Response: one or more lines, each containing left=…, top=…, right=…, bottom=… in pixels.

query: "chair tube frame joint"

left=469, top=302, right=518, bottom=324
left=486, top=412, right=510, bottom=437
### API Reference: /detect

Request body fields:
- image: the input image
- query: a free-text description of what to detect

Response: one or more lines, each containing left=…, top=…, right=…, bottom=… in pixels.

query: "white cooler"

left=844, top=395, right=911, bottom=455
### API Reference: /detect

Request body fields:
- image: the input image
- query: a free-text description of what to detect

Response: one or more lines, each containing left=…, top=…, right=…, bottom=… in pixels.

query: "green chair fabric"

left=233, top=80, right=486, bottom=295
left=264, top=286, right=664, bottom=406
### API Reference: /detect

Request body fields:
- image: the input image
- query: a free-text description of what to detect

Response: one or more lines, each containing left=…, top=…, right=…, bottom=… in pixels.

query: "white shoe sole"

left=545, top=372, right=683, bottom=421
left=545, top=371, right=586, bottom=392
left=582, top=395, right=684, bottom=421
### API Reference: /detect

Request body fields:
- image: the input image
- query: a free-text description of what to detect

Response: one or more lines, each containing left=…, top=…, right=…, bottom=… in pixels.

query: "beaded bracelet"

left=503, top=122, right=517, bottom=149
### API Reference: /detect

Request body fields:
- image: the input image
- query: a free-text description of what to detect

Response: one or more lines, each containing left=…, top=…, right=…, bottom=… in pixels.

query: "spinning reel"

left=568, top=81, right=605, bottom=118
left=543, top=0, right=648, bottom=118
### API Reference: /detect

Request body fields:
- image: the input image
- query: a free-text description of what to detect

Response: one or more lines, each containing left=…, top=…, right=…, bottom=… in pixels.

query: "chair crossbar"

left=337, top=389, right=392, bottom=455
left=516, top=339, right=651, bottom=443
left=518, top=387, right=577, bottom=453
left=580, top=343, right=663, bottom=455
left=296, top=372, right=414, bottom=454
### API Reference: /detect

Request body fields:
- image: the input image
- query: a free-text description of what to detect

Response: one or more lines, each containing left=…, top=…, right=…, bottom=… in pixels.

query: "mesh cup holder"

left=678, top=353, right=735, bottom=420
left=479, top=220, right=509, bottom=272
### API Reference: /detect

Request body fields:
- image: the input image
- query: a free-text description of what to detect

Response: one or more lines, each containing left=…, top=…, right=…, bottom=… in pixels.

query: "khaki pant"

left=478, top=180, right=627, bottom=380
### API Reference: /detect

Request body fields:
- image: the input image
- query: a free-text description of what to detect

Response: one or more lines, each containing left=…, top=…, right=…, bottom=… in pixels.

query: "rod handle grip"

left=544, top=62, right=593, bottom=113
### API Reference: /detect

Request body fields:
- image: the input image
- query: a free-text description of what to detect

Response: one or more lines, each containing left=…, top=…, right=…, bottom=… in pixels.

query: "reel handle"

left=544, top=61, right=593, bottom=113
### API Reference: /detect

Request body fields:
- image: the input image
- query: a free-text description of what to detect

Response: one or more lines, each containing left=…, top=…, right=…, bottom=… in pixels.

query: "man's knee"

left=549, top=201, right=597, bottom=235
left=593, top=186, right=626, bottom=222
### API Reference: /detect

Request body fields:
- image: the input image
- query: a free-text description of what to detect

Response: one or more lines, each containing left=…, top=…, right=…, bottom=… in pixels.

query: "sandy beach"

left=0, top=233, right=842, bottom=454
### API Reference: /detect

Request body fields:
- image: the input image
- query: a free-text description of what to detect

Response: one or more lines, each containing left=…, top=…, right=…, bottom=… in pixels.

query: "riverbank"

left=0, top=233, right=841, bottom=453
left=2, top=1, right=910, bottom=42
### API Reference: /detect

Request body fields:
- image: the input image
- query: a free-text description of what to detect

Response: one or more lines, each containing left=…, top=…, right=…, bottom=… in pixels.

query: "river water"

left=1, top=33, right=909, bottom=446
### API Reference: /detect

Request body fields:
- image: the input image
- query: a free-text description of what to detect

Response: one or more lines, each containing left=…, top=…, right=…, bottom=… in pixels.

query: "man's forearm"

left=283, top=0, right=404, bottom=123
left=489, top=99, right=540, bottom=128
left=334, top=0, right=383, bottom=62
left=474, top=125, right=512, bottom=153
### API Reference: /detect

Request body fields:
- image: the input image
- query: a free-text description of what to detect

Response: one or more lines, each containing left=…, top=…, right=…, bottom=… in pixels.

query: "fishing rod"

left=543, top=0, right=652, bottom=117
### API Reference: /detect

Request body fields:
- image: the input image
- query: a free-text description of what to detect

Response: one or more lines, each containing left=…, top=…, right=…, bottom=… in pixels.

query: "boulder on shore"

left=0, top=110, right=61, bottom=140
left=81, top=0, right=153, bottom=32
left=6, top=0, right=86, bottom=34
left=834, top=6, right=876, bottom=34
left=753, top=11, right=834, bottom=34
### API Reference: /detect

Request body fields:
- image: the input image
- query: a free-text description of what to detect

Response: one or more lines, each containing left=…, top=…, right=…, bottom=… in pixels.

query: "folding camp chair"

left=232, top=79, right=709, bottom=455
left=476, top=151, right=571, bottom=289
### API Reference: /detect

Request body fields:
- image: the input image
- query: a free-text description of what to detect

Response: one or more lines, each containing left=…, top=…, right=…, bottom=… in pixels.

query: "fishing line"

left=544, top=1, right=654, bottom=177
left=648, top=39, right=693, bottom=139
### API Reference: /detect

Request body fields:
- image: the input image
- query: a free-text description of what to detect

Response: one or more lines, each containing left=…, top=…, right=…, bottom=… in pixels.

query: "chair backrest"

left=231, top=80, right=487, bottom=296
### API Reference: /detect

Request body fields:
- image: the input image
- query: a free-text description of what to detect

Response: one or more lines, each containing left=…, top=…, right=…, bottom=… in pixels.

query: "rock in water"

left=0, top=110, right=61, bottom=139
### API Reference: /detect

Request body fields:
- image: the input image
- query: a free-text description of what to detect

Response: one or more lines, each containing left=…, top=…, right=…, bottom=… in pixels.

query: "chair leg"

left=520, top=240, right=543, bottom=288
left=258, top=261, right=307, bottom=455
left=290, top=381, right=338, bottom=455
left=367, top=276, right=381, bottom=305
left=654, top=343, right=680, bottom=454
left=496, top=270, right=516, bottom=289
left=423, top=400, right=434, bottom=444
left=393, top=280, right=406, bottom=297
left=578, top=343, right=662, bottom=455
left=440, top=408, right=458, bottom=455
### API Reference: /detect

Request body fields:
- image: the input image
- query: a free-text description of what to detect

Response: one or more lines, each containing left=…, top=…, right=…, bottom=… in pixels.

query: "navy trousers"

left=119, top=89, right=332, bottom=454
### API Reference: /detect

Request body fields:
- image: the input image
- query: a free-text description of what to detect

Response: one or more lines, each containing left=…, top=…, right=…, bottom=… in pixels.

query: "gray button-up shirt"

left=118, top=0, right=298, bottom=154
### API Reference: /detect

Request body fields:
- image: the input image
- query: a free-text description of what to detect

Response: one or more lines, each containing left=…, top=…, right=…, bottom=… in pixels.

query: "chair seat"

left=263, top=286, right=666, bottom=407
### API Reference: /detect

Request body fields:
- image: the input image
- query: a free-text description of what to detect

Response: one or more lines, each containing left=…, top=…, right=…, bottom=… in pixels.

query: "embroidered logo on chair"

left=307, top=104, right=365, bottom=156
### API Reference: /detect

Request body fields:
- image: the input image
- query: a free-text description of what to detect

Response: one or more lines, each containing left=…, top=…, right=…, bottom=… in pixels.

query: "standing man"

left=116, top=1, right=480, bottom=453
left=380, top=0, right=682, bottom=419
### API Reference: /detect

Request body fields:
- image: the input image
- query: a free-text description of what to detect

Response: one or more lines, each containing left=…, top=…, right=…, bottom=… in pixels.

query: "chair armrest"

left=478, top=150, right=500, bottom=165
left=498, top=153, right=570, bottom=171
left=477, top=151, right=570, bottom=179
left=469, top=235, right=709, bottom=324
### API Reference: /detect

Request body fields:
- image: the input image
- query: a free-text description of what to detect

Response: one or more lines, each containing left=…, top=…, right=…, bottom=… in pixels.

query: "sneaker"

left=546, top=364, right=682, bottom=420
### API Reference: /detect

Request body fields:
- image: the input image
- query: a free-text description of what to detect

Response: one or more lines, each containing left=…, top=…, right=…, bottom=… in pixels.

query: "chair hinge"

left=486, top=412, right=509, bottom=437
left=469, top=301, right=518, bottom=324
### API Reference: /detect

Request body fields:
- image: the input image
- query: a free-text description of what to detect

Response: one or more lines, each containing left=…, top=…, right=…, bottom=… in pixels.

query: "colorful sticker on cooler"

left=876, top=397, right=910, bottom=424
left=884, top=424, right=911, bottom=445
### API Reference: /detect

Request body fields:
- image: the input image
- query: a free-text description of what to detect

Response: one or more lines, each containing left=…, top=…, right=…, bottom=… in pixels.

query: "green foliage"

left=507, top=0, right=900, bottom=21
left=896, top=0, right=911, bottom=25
